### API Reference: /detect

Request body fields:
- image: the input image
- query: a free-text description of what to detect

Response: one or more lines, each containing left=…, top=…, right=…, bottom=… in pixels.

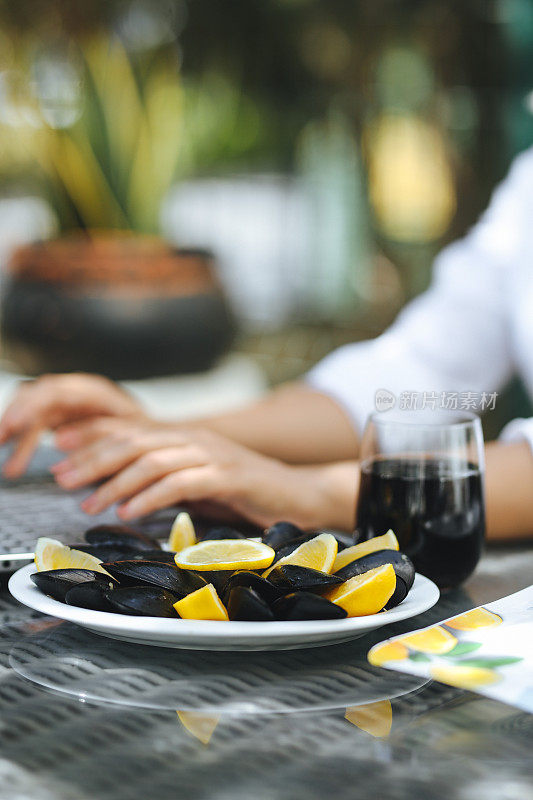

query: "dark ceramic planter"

left=1, top=235, right=236, bottom=379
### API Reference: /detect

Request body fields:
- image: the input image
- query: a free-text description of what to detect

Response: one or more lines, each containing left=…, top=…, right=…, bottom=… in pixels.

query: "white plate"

left=9, top=564, right=439, bottom=651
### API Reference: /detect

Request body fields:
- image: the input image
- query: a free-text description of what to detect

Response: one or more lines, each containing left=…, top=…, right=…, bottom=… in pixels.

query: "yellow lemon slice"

left=325, top=564, right=396, bottom=616
left=368, top=640, right=409, bottom=667
left=263, top=533, right=338, bottom=578
left=177, top=711, right=220, bottom=745
left=333, top=530, right=399, bottom=572
left=401, top=626, right=457, bottom=654
left=445, top=608, right=502, bottom=631
left=345, top=700, right=392, bottom=738
left=168, top=511, right=197, bottom=552
left=34, top=537, right=110, bottom=575
left=430, top=664, right=500, bottom=690
left=174, top=584, right=229, bottom=621
left=175, top=539, right=275, bottom=571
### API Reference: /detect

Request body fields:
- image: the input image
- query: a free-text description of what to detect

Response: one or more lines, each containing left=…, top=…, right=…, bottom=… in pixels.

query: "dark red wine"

left=356, top=457, right=484, bottom=588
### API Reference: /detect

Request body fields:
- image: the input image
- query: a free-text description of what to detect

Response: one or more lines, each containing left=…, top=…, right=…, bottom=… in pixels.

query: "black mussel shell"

left=65, top=580, right=116, bottom=611
left=200, top=527, right=246, bottom=541
left=329, top=531, right=356, bottom=551
left=273, top=592, right=347, bottom=621
left=267, top=565, right=343, bottom=594
left=128, top=550, right=179, bottom=564
left=85, top=524, right=160, bottom=551
left=271, top=534, right=318, bottom=563
left=102, top=561, right=207, bottom=598
left=335, top=549, right=415, bottom=591
left=31, top=569, right=113, bottom=602
left=73, top=543, right=140, bottom=562
left=263, top=521, right=305, bottom=550
left=383, top=577, right=409, bottom=610
left=226, top=587, right=275, bottom=621
left=195, top=569, right=235, bottom=594
left=223, top=571, right=282, bottom=606
left=105, top=586, right=179, bottom=617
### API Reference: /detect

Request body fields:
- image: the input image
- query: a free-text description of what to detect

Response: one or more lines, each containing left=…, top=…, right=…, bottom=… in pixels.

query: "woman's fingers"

left=54, top=416, right=140, bottom=451
left=117, top=466, right=222, bottom=520
left=80, top=447, right=207, bottom=514
left=1, top=427, right=44, bottom=478
left=53, top=429, right=191, bottom=489
left=0, top=382, right=38, bottom=444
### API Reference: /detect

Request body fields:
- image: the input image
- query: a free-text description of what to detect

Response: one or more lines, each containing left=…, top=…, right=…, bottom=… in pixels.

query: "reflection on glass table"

left=0, top=584, right=532, bottom=800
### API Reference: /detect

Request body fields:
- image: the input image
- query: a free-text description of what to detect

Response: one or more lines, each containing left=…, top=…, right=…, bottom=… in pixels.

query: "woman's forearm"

left=193, top=382, right=360, bottom=464
left=484, top=440, right=533, bottom=540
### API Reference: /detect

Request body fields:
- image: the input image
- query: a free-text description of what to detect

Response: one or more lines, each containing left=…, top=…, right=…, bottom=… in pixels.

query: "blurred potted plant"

left=0, top=33, right=235, bottom=378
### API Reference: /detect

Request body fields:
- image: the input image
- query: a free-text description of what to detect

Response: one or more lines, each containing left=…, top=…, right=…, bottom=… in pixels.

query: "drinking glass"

left=356, top=410, right=485, bottom=588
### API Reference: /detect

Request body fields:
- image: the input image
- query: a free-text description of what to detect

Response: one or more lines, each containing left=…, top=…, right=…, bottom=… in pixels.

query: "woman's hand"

left=0, top=373, right=144, bottom=478
left=54, top=427, right=358, bottom=531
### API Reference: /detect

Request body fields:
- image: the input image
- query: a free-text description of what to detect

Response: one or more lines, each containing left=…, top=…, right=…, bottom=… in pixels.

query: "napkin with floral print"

left=368, top=585, right=533, bottom=713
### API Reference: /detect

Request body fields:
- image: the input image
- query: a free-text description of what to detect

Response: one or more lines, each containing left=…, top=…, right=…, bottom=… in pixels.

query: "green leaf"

left=409, top=652, right=431, bottom=663
left=457, top=657, right=523, bottom=669
left=443, top=641, right=482, bottom=658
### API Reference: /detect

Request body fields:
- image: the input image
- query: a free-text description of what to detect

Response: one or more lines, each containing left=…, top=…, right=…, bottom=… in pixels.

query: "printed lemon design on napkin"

left=368, top=640, right=409, bottom=666
left=400, top=626, right=457, bottom=654
left=446, top=608, right=502, bottom=631
left=345, top=700, right=392, bottom=738
left=430, top=664, right=501, bottom=690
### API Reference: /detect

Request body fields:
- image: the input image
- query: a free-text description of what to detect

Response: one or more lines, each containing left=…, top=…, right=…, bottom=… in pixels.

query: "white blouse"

left=307, top=146, right=533, bottom=452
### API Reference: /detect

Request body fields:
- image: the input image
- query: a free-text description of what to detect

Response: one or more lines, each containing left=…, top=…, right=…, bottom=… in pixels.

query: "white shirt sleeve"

left=306, top=151, right=533, bottom=438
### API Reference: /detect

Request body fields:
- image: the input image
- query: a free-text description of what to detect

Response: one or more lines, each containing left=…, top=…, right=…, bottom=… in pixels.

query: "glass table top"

left=0, top=457, right=532, bottom=799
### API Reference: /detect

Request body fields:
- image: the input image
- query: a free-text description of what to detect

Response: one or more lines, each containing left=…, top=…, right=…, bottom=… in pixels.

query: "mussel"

left=263, top=521, right=306, bottom=551
left=196, top=569, right=235, bottom=594
left=335, top=549, right=415, bottom=590
left=384, top=577, right=409, bottom=610
left=334, top=549, right=415, bottom=610
left=273, top=592, right=347, bottom=621
left=128, top=550, right=179, bottom=564
left=72, top=543, right=141, bottom=562
left=223, top=571, right=282, bottom=606
left=226, top=587, right=275, bottom=621
left=85, top=524, right=160, bottom=551
left=105, top=586, right=179, bottom=617
left=102, top=560, right=206, bottom=598
left=31, top=569, right=114, bottom=602
left=200, top=527, right=246, bottom=541
left=65, top=580, right=116, bottom=611
left=271, top=532, right=352, bottom=565
left=267, top=565, right=343, bottom=593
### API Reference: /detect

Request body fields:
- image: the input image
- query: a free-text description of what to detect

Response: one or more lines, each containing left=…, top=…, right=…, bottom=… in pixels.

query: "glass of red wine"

left=356, top=410, right=485, bottom=589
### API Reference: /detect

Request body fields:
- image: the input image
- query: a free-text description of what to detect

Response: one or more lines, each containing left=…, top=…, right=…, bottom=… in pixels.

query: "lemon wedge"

left=34, top=537, right=110, bottom=575
left=445, top=608, right=502, bottom=631
left=174, top=584, right=229, bottom=621
left=368, top=640, right=409, bottom=667
left=325, top=564, right=396, bottom=616
left=401, top=625, right=457, bottom=654
left=430, top=664, right=500, bottom=690
left=175, top=539, right=275, bottom=571
left=333, top=530, right=399, bottom=572
left=168, top=511, right=197, bottom=552
left=263, top=533, right=337, bottom=578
